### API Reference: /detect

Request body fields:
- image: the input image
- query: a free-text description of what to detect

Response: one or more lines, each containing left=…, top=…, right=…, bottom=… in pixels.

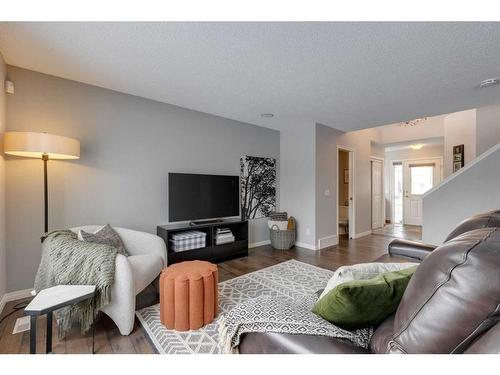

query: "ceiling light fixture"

left=399, top=117, right=427, bottom=127
left=260, top=113, right=274, bottom=118
left=479, top=78, right=500, bottom=88
left=410, top=144, right=424, bottom=150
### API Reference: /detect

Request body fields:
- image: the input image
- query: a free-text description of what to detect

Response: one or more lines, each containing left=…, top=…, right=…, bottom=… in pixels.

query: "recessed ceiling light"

left=260, top=113, right=274, bottom=118
left=410, top=144, right=424, bottom=150
left=479, top=78, right=499, bottom=88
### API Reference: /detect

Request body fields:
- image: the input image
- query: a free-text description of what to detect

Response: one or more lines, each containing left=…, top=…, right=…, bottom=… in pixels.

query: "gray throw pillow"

left=79, top=224, right=128, bottom=256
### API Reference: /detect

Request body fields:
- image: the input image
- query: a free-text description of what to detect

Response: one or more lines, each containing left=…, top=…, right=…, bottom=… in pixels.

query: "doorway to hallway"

left=337, top=147, right=355, bottom=240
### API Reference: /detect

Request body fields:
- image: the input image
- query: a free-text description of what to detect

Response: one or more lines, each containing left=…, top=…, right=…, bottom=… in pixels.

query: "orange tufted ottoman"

left=159, top=260, right=218, bottom=331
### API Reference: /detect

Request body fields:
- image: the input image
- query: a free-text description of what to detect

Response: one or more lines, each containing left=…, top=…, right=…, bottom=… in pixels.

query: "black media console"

left=157, top=218, right=248, bottom=265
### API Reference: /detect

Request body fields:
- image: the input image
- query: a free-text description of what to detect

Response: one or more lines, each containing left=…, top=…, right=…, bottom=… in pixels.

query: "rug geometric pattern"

left=135, top=259, right=333, bottom=354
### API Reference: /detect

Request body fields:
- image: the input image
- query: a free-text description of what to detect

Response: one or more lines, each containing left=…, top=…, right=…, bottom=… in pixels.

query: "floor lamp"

left=4, top=132, right=80, bottom=233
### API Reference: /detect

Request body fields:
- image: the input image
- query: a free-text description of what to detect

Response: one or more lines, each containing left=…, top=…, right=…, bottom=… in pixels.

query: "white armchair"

left=71, top=225, right=167, bottom=335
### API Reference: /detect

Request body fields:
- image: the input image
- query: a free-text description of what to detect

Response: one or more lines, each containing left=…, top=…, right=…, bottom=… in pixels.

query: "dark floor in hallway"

left=371, top=224, right=422, bottom=241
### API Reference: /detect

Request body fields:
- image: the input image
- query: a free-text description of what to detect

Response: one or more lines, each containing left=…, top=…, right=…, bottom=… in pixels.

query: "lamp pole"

left=42, top=153, right=48, bottom=233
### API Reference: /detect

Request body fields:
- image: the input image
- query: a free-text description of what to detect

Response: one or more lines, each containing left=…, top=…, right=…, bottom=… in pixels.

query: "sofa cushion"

left=389, top=228, right=500, bottom=354
left=312, top=266, right=417, bottom=329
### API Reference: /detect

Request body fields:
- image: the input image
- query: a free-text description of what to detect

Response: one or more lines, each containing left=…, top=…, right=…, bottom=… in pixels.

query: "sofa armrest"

left=388, top=239, right=437, bottom=262
left=115, top=228, right=167, bottom=267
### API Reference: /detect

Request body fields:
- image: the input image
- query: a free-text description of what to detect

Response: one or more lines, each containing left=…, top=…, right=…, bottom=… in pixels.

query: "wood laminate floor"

left=0, top=228, right=415, bottom=354
left=371, top=224, right=422, bottom=241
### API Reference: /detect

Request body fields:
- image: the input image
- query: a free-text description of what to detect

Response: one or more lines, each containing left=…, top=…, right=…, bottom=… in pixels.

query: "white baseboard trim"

left=249, top=240, right=271, bottom=249
left=317, top=235, right=338, bottom=249
left=0, top=288, right=34, bottom=315
left=294, top=241, right=317, bottom=251
left=354, top=230, right=372, bottom=239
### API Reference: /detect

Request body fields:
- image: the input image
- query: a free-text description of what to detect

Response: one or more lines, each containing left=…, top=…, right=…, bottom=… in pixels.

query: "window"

left=393, top=163, right=403, bottom=224
left=410, top=165, right=434, bottom=195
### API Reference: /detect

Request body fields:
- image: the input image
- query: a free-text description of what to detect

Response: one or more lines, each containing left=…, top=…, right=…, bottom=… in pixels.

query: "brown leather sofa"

left=239, top=210, right=500, bottom=354
left=388, top=209, right=500, bottom=262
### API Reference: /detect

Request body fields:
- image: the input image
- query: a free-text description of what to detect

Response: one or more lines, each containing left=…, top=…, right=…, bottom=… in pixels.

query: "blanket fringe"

left=218, top=315, right=239, bottom=354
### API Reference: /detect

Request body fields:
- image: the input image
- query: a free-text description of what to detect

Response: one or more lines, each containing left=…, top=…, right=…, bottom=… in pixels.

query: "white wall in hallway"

left=443, top=109, right=476, bottom=177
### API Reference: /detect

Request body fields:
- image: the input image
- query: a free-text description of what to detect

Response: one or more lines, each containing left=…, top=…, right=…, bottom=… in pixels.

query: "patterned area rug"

left=136, top=259, right=333, bottom=354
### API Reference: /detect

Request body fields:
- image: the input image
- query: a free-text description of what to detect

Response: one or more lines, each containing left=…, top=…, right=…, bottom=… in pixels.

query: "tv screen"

left=168, top=173, right=240, bottom=222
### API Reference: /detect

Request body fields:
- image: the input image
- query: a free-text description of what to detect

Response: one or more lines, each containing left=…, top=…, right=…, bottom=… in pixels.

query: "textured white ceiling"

left=1, top=22, right=500, bottom=131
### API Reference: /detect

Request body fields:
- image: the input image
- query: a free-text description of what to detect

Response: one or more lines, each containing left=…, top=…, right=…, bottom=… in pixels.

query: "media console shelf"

left=157, top=218, right=248, bottom=265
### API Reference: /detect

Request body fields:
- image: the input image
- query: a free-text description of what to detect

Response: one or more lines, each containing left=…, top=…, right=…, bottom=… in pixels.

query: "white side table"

left=25, top=285, right=96, bottom=354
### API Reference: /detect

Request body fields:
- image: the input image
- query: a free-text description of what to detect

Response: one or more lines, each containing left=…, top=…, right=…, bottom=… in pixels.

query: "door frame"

left=370, top=156, right=385, bottom=230
left=336, top=145, right=356, bottom=239
left=389, top=156, right=443, bottom=225
left=389, top=161, right=403, bottom=224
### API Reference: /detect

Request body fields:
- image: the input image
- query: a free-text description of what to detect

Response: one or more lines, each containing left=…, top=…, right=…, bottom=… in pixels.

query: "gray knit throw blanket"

left=218, top=294, right=373, bottom=354
left=35, top=230, right=117, bottom=335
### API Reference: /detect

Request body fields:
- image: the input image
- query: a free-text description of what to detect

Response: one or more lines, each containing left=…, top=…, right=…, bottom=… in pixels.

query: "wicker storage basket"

left=270, top=225, right=296, bottom=250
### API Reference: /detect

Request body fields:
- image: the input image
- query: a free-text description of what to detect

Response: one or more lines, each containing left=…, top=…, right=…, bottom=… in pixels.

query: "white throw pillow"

left=319, top=262, right=419, bottom=300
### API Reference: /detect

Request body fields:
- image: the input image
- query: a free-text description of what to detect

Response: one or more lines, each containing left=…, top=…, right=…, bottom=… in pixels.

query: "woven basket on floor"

left=270, top=225, right=296, bottom=250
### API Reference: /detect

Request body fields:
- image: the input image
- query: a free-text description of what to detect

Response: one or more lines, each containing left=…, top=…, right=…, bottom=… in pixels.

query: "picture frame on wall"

left=453, top=144, right=465, bottom=173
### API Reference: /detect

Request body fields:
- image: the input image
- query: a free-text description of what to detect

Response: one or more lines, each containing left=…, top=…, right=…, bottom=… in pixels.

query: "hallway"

left=371, top=224, right=422, bottom=241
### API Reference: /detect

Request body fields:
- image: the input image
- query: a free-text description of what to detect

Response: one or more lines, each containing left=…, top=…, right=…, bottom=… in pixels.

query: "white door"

left=403, top=159, right=442, bottom=225
left=371, top=159, right=384, bottom=229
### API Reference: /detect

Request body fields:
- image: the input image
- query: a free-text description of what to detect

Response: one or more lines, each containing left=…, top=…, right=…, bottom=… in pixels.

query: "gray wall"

left=315, top=124, right=386, bottom=242
left=337, top=127, right=382, bottom=236
left=280, top=123, right=316, bottom=248
left=315, top=124, right=343, bottom=246
left=5, top=66, right=280, bottom=292
left=476, top=104, right=500, bottom=155
left=0, top=53, right=6, bottom=298
left=422, top=144, right=500, bottom=245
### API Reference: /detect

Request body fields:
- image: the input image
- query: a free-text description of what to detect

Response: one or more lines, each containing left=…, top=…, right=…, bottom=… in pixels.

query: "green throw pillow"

left=312, top=265, right=418, bottom=329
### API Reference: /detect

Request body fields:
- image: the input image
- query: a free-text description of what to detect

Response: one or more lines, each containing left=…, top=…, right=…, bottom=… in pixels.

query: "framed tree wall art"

left=240, top=155, right=277, bottom=220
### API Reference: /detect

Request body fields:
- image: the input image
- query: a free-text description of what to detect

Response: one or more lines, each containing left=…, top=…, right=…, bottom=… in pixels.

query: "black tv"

left=168, top=173, right=240, bottom=222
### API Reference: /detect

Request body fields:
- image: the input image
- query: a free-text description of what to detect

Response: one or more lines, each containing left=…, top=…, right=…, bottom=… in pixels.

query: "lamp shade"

left=4, top=132, right=80, bottom=160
